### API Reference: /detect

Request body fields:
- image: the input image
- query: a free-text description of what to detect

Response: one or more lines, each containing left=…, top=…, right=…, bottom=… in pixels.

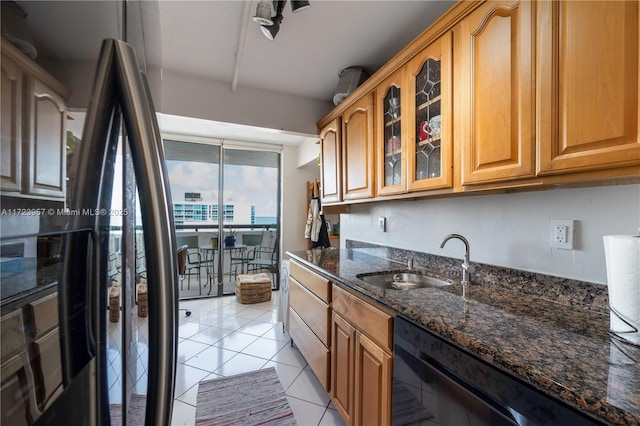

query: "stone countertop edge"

left=285, top=249, right=640, bottom=426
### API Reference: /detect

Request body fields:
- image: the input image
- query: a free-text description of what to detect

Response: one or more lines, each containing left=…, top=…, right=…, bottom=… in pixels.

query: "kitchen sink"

left=356, top=271, right=452, bottom=290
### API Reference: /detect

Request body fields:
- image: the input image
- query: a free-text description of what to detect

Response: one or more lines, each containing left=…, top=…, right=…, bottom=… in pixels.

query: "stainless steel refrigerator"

left=0, top=4, right=177, bottom=424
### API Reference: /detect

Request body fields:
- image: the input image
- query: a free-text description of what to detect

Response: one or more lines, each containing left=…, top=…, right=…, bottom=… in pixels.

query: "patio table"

left=199, top=244, right=248, bottom=294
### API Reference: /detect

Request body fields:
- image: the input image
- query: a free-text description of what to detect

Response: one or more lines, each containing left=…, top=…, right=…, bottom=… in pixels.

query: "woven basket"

left=109, top=286, right=120, bottom=322
left=236, top=273, right=272, bottom=304
left=137, top=283, right=148, bottom=317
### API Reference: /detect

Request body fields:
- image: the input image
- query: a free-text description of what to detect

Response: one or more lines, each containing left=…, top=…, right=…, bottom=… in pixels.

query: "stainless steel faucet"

left=440, top=234, right=475, bottom=284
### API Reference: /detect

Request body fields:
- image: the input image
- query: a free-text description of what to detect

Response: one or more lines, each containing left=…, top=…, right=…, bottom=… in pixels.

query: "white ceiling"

left=15, top=0, right=456, bottom=144
left=156, top=0, right=455, bottom=101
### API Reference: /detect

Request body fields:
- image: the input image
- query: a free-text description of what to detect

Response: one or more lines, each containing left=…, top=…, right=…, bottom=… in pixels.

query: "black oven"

left=392, top=316, right=600, bottom=426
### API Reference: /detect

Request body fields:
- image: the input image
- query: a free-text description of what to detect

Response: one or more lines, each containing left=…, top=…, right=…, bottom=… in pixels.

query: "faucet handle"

left=462, top=261, right=475, bottom=274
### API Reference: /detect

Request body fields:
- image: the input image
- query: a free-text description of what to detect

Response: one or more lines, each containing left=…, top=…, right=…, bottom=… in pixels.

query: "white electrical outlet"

left=554, top=225, right=568, bottom=243
left=550, top=220, right=574, bottom=249
left=378, top=217, right=386, bottom=232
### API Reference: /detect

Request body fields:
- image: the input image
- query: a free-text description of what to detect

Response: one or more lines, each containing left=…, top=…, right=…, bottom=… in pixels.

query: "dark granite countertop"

left=286, top=248, right=640, bottom=426
left=1, top=258, right=60, bottom=312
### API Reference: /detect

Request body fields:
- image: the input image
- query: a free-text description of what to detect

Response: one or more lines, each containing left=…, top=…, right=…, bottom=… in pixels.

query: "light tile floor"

left=172, top=294, right=346, bottom=426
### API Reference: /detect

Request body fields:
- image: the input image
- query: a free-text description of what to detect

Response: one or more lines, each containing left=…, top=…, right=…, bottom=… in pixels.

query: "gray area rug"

left=109, top=394, right=146, bottom=426
left=195, top=367, right=296, bottom=425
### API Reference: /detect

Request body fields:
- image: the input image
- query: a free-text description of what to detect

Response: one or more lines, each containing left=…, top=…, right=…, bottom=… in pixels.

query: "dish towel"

left=304, top=198, right=330, bottom=248
left=304, top=198, right=322, bottom=241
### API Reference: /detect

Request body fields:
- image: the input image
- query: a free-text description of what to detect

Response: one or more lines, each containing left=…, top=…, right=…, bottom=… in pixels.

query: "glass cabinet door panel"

left=384, top=85, right=402, bottom=187
left=376, top=69, right=408, bottom=196
left=408, top=32, right=453, bottom=192
left=415, top=58, right=441, bottom=180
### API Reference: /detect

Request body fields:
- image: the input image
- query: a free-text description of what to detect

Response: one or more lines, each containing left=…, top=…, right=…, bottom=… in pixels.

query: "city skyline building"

left=173, top=192, right=256, bottom=225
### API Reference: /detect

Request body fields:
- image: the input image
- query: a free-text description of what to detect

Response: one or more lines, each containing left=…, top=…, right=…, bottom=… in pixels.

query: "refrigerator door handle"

left=113, top=40, right=178, bottom=426
left=69, top=39, right=177, bottom=426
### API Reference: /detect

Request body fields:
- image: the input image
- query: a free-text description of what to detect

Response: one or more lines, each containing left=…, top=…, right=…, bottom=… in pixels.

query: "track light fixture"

left=260, top=13, right=282, bottom=40
left=253, top=1, right=273, bottom=26
left=291, top=1, right=310, bottom=13
left=257, top=0, right=309, bottom=41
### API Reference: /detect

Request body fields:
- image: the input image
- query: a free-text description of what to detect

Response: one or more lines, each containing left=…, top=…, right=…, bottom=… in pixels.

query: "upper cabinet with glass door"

left=407, top=32, right=453, bottom=192
left=316, top=0, right=639, bottom=206
left=376, top=69, right=409, bottom=196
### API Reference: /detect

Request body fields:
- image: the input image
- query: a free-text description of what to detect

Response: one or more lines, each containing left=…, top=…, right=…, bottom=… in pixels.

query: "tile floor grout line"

left=286, top=394, right=332, bottom=409
left=174, top=295, right=345, bottom=425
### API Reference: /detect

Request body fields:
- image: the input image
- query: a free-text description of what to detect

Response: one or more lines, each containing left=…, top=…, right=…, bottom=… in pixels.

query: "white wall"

left=339, top=184, right=640, bottom=284
left=159, top=70, right=332, bottom=136
left=281, top=147, right=320, bottom=254
left=44, top=61, right=331, bottom=138
left=41, top=59, right=98, bottom=110
left=47, top=62, right=333, bottom=137
left=45, top=57, right=326, bottom=259
left=297, top=137, right=320, bottom=168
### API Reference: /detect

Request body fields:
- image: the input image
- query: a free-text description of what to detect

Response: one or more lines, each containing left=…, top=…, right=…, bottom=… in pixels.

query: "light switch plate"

left=378, top=217, right=386, bottom=232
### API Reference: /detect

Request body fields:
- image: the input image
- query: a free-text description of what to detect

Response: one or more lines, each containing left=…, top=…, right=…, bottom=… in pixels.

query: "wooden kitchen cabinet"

left=376, top=30, right=454, bottom=196
left=23, top=77, right=67, bottom=199
left=375, top=69, right=409, bottom=196
left=289, top=278, right=330, bottom=346
left=1, top=309, right=26, bottom=360
left=30, top=329, right=62, bottom=410
left=354, top=332, right=392, bottom=426
left=1, top=289, right=62, bottom=424
left=26, top=292, right=62, bottom=410
left=407, top=31, right=453, bottom=192
left=332, top=285, right=393, bottom=352
left=342, top=93, right=375, bottom=201
left=331, top=311, right=355, bottom=425
left=1, top=308, right=36, bottom=425
left=289, top=309, right=331, bottom=390
left=1, top=48, right=23, bottom=193
left=331, top=284, right=393, bottom=426
left=536, top=0, right=640, bottom=175
left=319, top=118, right=342, bottom=204
left=288, top=261, right=332, bottom=391
left=454, top=0, right=536, bottom=186
left=0, top=37, right=69, bottom=200
left=316, top=0, right=639, bottom=204
left=1, top=353, right=33, bottom=426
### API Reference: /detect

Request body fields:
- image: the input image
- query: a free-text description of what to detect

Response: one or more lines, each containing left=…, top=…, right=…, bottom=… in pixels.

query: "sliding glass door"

left=164, top=139, right=281, bottom=299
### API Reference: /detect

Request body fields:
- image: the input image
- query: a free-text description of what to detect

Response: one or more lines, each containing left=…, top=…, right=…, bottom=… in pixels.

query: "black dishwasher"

left=392, top=316, right=601, bottom=425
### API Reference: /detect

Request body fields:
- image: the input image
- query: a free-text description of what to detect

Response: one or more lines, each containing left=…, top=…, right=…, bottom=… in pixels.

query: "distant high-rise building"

left=184, top=192, right=202, bottom=202
left=173, top=201, right=254, bottom=225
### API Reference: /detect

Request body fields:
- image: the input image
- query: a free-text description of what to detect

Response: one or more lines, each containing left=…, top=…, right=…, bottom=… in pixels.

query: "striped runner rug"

left=109, top=394, right=146, bottom=425
left=195, top=367, right=296, bottom=425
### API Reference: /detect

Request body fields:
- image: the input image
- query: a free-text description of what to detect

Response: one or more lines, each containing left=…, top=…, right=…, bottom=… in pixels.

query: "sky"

left=68, top=116, right=280, bottom=228
left=105, top=140, right=279, bottom=227
left=165, top=160, right=279, bottom=218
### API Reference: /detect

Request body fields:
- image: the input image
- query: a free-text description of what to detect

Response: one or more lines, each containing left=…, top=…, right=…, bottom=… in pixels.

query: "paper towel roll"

left=603, top=235, right=640, bottom=345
